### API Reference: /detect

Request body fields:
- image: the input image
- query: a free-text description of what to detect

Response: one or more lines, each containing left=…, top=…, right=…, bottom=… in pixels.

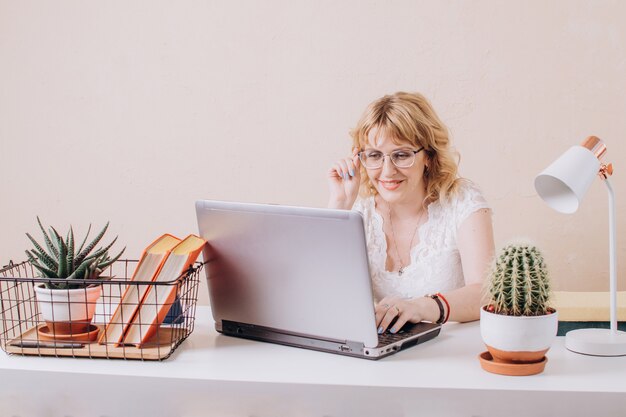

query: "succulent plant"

left=25, top=217, right=125, bottom=289
left=486, top=242, right=552, bottom=316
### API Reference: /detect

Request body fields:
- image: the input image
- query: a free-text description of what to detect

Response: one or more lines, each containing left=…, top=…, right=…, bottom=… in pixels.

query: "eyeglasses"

left=358, top=147, right=425, bottom=169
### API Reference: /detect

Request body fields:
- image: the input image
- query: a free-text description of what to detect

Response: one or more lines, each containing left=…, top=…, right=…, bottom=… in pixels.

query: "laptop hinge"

left=221, top=320, right=367, bottom=354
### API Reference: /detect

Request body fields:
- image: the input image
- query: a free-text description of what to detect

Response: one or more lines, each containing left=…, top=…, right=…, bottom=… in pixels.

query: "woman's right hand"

left=327, top=148, right=361, bottom=210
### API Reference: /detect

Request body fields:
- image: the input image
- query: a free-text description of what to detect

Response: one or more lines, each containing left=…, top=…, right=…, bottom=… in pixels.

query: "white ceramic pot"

left=34, top=284, right=102, bottom=334
left=480, top=306, right=558, bottom=362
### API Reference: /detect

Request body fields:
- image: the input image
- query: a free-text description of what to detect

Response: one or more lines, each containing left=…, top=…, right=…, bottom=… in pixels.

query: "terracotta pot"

left=480, top=306, right=558, bottom=372
left=34, top=284, right=102, bottom=335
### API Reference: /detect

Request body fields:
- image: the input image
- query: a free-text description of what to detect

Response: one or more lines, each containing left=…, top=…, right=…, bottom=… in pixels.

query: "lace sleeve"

left=352, top=198, right=366, bottom=215
left=454, top=182, right=491, bottom=230
left=351, top=197, right=377, bottom=236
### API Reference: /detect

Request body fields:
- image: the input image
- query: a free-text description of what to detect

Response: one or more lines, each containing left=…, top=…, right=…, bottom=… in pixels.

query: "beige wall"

left=1, top=1, right=625, bottom=306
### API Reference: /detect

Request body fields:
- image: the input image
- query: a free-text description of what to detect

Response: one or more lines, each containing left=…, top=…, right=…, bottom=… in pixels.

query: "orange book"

left=98, top=234, right=182, bottom=345
left=121, top=234, right=206, bottom=347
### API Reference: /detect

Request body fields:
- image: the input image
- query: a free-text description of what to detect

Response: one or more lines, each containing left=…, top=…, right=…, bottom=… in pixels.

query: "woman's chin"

left=376, top=188, right=404, bottom=203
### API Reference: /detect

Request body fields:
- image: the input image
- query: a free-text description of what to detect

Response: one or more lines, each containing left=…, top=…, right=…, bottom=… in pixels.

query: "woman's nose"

left=380, top=155, right=397, bottom=175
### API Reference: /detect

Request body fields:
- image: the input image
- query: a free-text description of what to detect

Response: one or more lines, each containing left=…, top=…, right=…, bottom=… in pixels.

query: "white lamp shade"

left=534, top=146, right=600, bottom=214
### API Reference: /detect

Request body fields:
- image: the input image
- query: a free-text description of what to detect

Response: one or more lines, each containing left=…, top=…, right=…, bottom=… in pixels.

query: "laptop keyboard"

left=377, top=322, right=423, bottom=346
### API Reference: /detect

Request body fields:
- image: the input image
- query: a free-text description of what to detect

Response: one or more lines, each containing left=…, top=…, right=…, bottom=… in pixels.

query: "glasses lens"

left=360, top=151, right=384, bottom=168
left=390, top=150, right=416, bottom=168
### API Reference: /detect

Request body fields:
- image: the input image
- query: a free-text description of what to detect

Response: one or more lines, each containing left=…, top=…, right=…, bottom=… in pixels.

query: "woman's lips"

left=378, top=179, right=403, bottom=191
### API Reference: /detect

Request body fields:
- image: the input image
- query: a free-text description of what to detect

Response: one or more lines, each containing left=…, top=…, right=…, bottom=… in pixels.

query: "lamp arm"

left=604, top=178, right=618, bottom=334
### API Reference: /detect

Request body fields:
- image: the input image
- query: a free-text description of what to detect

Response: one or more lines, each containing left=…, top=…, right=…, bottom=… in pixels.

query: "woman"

left=328, top=91, right=494, bottom=334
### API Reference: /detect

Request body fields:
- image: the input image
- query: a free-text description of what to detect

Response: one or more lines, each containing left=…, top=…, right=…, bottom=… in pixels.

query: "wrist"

left=425, top=293, right=449, bottom=324
left=417, top=296, right=442, bottom=323
left=328, top=198, right=351, bottom=210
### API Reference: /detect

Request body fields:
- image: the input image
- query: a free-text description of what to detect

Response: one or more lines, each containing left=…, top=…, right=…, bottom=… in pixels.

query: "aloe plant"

left=25, top=217, right=125, bottom=289
left=486, top=242, right=552, bottom=316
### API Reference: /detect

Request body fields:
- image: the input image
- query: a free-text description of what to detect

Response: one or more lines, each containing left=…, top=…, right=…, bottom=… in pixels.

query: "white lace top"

left=353, top=181, right=490, bottom=302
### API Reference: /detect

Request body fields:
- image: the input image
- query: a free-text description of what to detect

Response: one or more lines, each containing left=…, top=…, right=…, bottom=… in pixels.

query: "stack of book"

left=553, top=291, right=626, bottom=336
left=98, top=234, right=206, bottom=347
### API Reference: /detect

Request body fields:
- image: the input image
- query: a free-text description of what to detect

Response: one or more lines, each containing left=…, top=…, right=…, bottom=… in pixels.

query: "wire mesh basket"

left=0, top=259, right=202, bottom=360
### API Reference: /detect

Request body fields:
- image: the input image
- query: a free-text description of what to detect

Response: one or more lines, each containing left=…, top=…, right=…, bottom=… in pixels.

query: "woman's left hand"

left=375, top=296, right=437, bottom=333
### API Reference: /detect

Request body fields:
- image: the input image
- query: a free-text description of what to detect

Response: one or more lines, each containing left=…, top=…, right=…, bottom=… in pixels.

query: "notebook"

left=195, top=200, right=441, bottom=359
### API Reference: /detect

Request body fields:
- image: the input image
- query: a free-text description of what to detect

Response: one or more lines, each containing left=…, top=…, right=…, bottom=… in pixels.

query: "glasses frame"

left=358, top=147, right=425, bottom=169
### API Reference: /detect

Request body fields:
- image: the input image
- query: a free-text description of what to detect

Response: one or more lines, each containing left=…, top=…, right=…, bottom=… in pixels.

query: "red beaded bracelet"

left=436, top=292, right=451, bottom=324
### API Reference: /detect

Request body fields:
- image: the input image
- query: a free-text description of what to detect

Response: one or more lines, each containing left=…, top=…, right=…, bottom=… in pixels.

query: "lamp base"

left=565, top=328, right=626, bottom=356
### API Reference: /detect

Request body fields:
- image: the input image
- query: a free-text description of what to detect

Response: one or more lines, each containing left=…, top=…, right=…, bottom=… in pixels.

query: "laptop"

left=195, top=200, right=441, bottom=359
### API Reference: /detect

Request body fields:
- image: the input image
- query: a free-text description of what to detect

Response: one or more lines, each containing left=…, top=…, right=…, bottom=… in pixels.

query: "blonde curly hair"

left=350, top=91, right=464, bottom=204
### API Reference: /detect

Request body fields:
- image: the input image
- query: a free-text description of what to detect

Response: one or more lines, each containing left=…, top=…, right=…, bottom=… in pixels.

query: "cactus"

left=486, top=242, right=552, bottom=316
left=25, top=217, right=125, bottom=290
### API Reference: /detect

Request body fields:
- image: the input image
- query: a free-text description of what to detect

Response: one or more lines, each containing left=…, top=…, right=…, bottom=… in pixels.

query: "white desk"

left=1, top=306, right=625, bottom=417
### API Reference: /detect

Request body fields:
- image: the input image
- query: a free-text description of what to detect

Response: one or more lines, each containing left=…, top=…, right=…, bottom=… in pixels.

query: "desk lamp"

left=535, top=136, right=626, bottom=356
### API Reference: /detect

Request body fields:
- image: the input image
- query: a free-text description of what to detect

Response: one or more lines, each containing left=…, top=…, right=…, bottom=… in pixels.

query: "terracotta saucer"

left=37, top=324, right=100, bottom=342
left=478, top=351, right=548, bottom=376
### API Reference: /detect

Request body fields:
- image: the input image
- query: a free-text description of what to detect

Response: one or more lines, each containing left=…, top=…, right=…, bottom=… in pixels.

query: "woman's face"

left=364, top=128, right=428, bottom=206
